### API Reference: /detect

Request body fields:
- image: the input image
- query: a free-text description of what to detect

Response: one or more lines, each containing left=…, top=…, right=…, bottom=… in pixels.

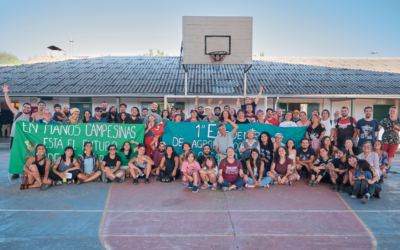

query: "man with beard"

left=130, top=107, right=142, bottom=123
left=150, top=139, right=166, bottom=175
left=101, top=101, right=108, bottom=118
left=63, top=105, right=70, bottom=118
left=201, top=106, right=219, bottom=123
left=196, top=144, right=216, bottom=168
left=2, top=84, right=33, bottom=179
left=295, top=138, right=316, bottom=175
left=194, top=96, right=206, bottom=120
left=32, top=101, right=46, bottom=122
left=264, top=108, right=279, bottom=126
left=292, top=110, right=300, bottom=122
left=236, top=86, right=263, bottom=113
left=142, top=108, right=148, bottom=118
left=327, top=148, right=349, bottom=192
left=276, top=108, right=284, bottom=124
left=244, top=104, right=257, bottom=123
left=88, top=107, right=107, bottom=123
left=143, top=103, right=162, bottom=124
left=334, top=106, right=357, bottom=149
left=214, top=107, right=221, bottom=117
left=356, top=107, right=379, bottom=153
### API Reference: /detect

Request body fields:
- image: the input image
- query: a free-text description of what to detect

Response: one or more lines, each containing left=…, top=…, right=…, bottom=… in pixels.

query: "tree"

left=149, top=49, right=154, bottom=56
left=260, top=52, right=265, bottom=57
left=0, top=52, right=24, bottom=65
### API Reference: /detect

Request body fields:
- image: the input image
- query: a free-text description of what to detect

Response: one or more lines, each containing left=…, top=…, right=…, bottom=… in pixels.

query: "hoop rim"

left=209, top=51, right=228, bottom=63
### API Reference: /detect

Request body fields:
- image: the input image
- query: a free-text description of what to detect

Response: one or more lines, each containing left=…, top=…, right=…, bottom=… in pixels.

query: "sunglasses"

left=109, top=148, right=116, bottom=151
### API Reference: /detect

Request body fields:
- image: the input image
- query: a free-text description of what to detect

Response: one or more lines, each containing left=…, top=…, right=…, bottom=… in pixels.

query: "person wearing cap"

left=292, top=110, right=300, bottom=122
left=62, top=108, right=83, bottom=124
left=201, top=106, right=219, bottom=123
left=327, top=148, right=349, bottom=192
left=88, top=107, right=107, bottom=123
left=150, top=136, right=166, bottom=176
left=143, top=103, right=162, bottom=124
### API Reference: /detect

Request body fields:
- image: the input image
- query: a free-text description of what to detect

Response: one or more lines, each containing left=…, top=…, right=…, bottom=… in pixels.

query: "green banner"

left=162, top=121, right=307, bottom=158
left=9, top=121, right=145, bottom=174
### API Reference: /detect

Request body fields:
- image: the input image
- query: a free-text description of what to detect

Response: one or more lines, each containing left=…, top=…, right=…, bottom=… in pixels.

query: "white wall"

left=332, top=100, right=351, bottom=116
left=354, top=99, right=374, bottom=120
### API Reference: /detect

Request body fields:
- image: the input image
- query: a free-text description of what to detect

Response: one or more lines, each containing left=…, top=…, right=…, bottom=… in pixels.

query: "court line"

left=102, top=233, right=369, bottom=237
left=335, top=192, right=377, bottom=250
left=98, top=182, right=113, bottom=250
left=1, top=209, right=400, bottom=213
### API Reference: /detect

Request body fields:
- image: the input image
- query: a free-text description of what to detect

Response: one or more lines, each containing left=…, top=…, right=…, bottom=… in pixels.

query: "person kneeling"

left=351, top=159, right=374, bottom=203
left=20, top=144, right=52, bottom=190
left=267, top=146, right=295, bottom=185
left=76, top=142, right=102, bottom=184
left=218, top=147, right=246, bottom=191
left=200, top=156, right=218, bottom=190
left=181, top=151, right=201, bottom=193
left=309, top=147, right=333, bottom=187
left=156, top=145, right=179, bottom=183
left=49, top=146, right=81, bottom=185
left=245, top=148, right=272, bottom=188
left=101, top=145, right=125, bottom=183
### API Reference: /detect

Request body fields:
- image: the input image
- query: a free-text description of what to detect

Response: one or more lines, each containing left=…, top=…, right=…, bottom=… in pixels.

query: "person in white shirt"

left=279, top=111, right=298, bottom=128
left=320, top=109, right=335, bottom=141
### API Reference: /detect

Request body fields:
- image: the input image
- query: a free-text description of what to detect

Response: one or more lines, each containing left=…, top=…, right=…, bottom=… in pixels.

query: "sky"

left=1, top=0, right=399, bottom=60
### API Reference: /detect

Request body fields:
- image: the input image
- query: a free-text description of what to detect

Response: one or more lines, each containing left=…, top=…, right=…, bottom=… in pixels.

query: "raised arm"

left=1, top=84, right=18, bottom=114
left=194, top=96, right=199, bottom=110
left=150, top=136, right=159, bottom=151
left=208, top=99, right=212, bottom=107
left=236, top=96, right=242, bottom=109
left=254, top=86, right=263, bottom=105
left=227, top=119, right=239, bottom=135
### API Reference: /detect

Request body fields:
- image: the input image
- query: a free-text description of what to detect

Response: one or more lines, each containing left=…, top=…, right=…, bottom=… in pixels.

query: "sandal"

left=20, top=184, right=30, bottom=190
left=308, top=180, right=314, bottom=186
left=313, top=181, right=319, bottom=187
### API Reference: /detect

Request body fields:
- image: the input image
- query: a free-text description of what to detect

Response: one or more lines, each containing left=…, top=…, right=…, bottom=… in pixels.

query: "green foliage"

left=260, top=52, right=265, bottom=57
left=142, top=49, right=166, bottom=56
left=0, top=52, right=24, bottom=65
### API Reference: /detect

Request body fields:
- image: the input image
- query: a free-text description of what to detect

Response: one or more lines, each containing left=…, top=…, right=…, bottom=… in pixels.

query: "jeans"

left=247, top=177, right=272, bottom=187
left=351, top=179, right=369, bottom=196
left=218, top=177, right=245, bottom=189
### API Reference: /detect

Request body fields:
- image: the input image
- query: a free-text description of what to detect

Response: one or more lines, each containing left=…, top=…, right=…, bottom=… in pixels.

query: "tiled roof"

left=0, top=56, right=399, bottom=96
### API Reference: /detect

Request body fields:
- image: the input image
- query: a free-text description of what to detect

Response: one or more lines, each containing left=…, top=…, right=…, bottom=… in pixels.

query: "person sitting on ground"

left=214, top=121, right=239, bottom=154
left=357, top=141, right=380, bottom=178
left=346, top=155, right=358, bottom=187
left=219, top=110, right=231, bottom=123
left=239, top=129, right=260, bottom=173
left=106, top=106, right=121, bottom=123
left=77, top=142, right=102, bottom=184
left=327, top=148, right=349, bottom=192
left=279, top=111, right=297, bottom=127
left=179, top=142, right=192, bottom=166
left=150, top=139, right=166, bottom=176
left=37, top=108, right=60, bottom=124
left=236, top=86, right=263, bottom=111
left=118, top=140, right=140, bottom=177
left=256, top=109, right=266, bottom=123
left=200, top=155, right=218, bottom=190
left=373, top=140, right=388, bottom=182
left=244, top=104, right=257, bottom=123
left=182, top=109, right=200, bottom=122
left=53, top=103, right=67, bottom=122
left=309, top=147, right=333, bottom=187
left=88, top=107, right=107, bottom=123
left=174, top=113, right=183, bottom=123
left=258, top=131, right=274, bottom=175
left=201, top=106, right=219, bottom=123
left=82, top=110, right=92, bottom=123
left=156, top=145, right=179, bottom=182
left=181, top=151, right=201, bottom=193
left=295, top=138, right=316, bottom=175
left=268, top=146, right=295, bottom=185
left=49, top=146, right=80, bottom=185
left=196, top=144, right=216, bottom=168
left=344, top=136, right=359, bottom=155
left=317, top=136, right=338, bottom=158
left=286, top=139, right=300, bottom=181
left=245, top=148, right=272, bottom=188
left=296, top=111, right=311, bottom=127
left=218, top=147, right=246, bottom=191
left=350, top=160, right=373, bottom=201
left=62, top=108, right=83, bottom=124
left=306, top=114, right=325, bottom=152
left=20, top=144, right=52, bottom=190
left=229, top=108, right=237, bottom=123
left=101, top=145, right=125, bottom=183
left=235, top=109, right=250, bottom=124
left=273, top=133, right=286, bottom=152
left=264, top=108, right=279, bottom=126
left=130, top=107, right=142, bottom=124
left=128, top=144, right=154, bottom=185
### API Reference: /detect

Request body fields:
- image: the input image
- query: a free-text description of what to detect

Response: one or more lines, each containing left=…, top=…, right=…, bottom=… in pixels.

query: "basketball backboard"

left=182, top=16, right=253, bottom=65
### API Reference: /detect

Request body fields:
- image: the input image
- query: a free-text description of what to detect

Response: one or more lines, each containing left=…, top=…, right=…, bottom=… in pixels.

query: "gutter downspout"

left=183, top=64, right=188, bottom=97
left=274, top=96, right=280, bottom=111
left=243, top=65, right=252, bottom=97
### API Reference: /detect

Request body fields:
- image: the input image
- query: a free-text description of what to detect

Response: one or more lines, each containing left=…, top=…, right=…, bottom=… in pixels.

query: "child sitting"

left=199, top=156, right=218, bottom=190
left=181, top=151, right=201, bottom=193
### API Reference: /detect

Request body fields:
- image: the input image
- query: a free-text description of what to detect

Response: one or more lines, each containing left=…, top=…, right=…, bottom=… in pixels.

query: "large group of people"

left=2, top=84, right=399, bottom=203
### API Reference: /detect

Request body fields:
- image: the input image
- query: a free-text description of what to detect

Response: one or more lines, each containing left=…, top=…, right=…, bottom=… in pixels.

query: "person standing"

left=130, top=107, right=142, bottom=124
left=37, top=108, right=59, bottom=124
left=279, top=111, right=297, bottom=127
left=1, top=109, right=13, bottom=137
left=236, top=86, right=263, bottom=111
left=378, top=106, right=400, bottom=171
left=118, top=103, right=129, bottom=121
left=320, top=109, right=335, bottom=141
left=62, top=108, right=83, bottom=124
left=244, top=104, right=257, bottom=123
left=306, top=114, right=325, bottom=152
left=235, top=109, right=250, bottom=124
left=201, top=106, right=219, bottom=123
left=297, top=111, right=311, bottom=127
left=2, top=84, right=33, bottom=179
left=141, top=108, right=148, bottom=118
left=292, top=110, right=300, bottom=122
left=334, top=106, right=357, bottom=149
left=194, top=96, right=207, bottom=120
left=334, top=110, right=341, bottom=122
left=276, top=109, right=284, bottom=124
left=53, top=104, right=67, bottom=122
left=63, top=105, right=70, bottom=118
left=356, top=106, right=380, bottom=153
left=101, top=101, right=108, bottom=118
left=88, top=107, right=107, bottom=123
left=143, top=103, right=162, bottom=124
left=214, top=121, right=239, bottom=155
left=82, top=110, right=92, bottom=123
left=32, top=101, right=46, bottom=122
left=264, top=108, right=279, bottom=126
left=214, top=107, right=221, bottom=117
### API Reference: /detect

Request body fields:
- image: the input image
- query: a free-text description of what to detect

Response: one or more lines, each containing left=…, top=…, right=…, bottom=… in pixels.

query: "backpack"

left=335, top=117, right=354, bottom=130
left=223, top=157, right=241, bottom=177
left=14, top=112, right=33, bottom=122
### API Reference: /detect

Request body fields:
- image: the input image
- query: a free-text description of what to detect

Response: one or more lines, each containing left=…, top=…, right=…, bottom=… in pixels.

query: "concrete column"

left=116, top=97, right=120, bottom=111
left=164, top=96, right=168, bottom=110
left=351, top=99, right=356, bottom=117
left=264, top=96, right=268, bottom=113
left=244, top=73, right=247, bottom=97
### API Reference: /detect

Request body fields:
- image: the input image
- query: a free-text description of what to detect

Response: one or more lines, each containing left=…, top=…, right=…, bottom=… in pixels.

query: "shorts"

left=152, top=165, right=159, bottom=170
left=311, top=169, right=327, bottom=178
left=120, top=165, right=129, bottom=170
left=384, top=143, right=398, bottom=158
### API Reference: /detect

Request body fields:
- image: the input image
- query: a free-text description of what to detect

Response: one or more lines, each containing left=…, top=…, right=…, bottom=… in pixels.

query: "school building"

left=0, top=56, right=399, bottom=123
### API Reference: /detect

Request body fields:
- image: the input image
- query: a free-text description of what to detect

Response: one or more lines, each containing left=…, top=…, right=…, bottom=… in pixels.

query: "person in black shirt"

left=327, top=148, right=349, bottom=192
left=106, top=106, right=121, bottom=123
left=101, top=145, right=124, bottom=183
left=236, top=86, right=263, bottom=114
left=235, top=109, right=250, bottom=124
left=258, top=131, right=274, bottom=175
left=196, top=144, right=216, bottom=168
left=101, top=101, right=108, bottom=118
left=214, top=107, right=221, bottom=117
left=194, top=96, right=207, bottom=120
left=142, top=108, right=148, bottom=118
left=295, top=138, right=316, bottom=175
left=130, top=107, right=142, bottom=124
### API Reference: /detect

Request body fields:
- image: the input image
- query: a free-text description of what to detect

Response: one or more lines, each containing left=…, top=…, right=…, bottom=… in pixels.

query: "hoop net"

left=209, top=51, right=228, bottom=72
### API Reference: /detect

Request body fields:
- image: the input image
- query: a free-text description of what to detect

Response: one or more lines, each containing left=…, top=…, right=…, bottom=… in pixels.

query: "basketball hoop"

left=209, top=51, right=228, bottom=72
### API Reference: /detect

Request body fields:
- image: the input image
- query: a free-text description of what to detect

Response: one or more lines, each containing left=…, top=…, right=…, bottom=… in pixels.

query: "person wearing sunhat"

left=201, top=106, right=219, bottom=123
left=292, top=110, right=300, bottom=122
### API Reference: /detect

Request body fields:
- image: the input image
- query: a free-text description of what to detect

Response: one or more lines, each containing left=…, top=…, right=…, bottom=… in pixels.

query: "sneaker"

left=114, top=177, right=122, bottom=183
left=263, top=184, right=269, bottom=188
left=201, top=183, right=209, bottom=189
left=105, top=178, right=112, bottom=183
left=361, top=194, right=370, bottom=204
left=285, top=181, right=292, bottom=186
left=379, top=177, right=384, bottom=184
left=145, top=178, right=150, bottom=184
left=339, top=184, right=345, bottom=193
left=246, top=184, right=255, bottom=189
left=375, top=192, right=381, bottom=199
left=40, top=184, right=49, bottom=190
left=332, top=183, right=339, bottom=192
left=237, top=186, right=244, bottom=191
left=192, top=185, right=199, bottom=193
left=211, top=184, right=217, bottom=190
left=133, top=178, right=138, bottom=185
left=11, top=174, right=20, bottom=179
left=188, top=181, right=193, bottom=189
left=53, top=180, right=62, bottom=186
left=271, top=180, right=279, bottom=185
left=312, top=181, right=319, bottom=187
left=308, top=180, right=314, bottom=186
left=222, top=186, right=229, bottom=192
left=351, top=195, right=357, bottom=199
left=155, top=176, right=160, bottom=182
left=96, top=177, right=101, bottom=182
left=171, top=177, right=176, bottom=181
left=77, top=179, right=82, bottom=185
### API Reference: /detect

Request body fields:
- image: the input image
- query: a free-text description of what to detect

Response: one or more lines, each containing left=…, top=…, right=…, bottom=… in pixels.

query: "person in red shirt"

left=334, top=106, right=357, bottom=149
left=264, top=108, right=279, bottom=126
left=244, top=104, right=257, bottom=123
left=218, top=147, right=245, bottom=191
